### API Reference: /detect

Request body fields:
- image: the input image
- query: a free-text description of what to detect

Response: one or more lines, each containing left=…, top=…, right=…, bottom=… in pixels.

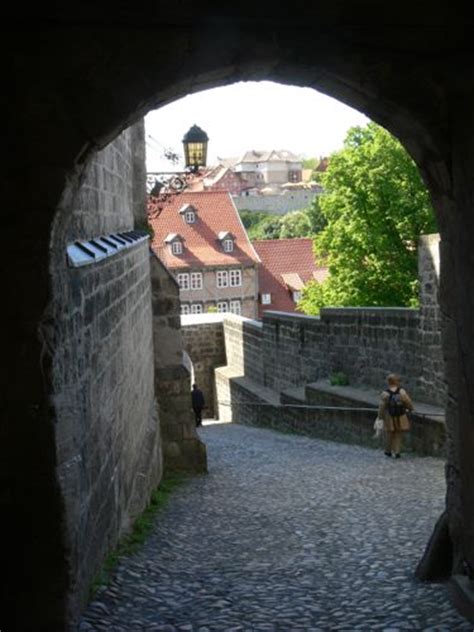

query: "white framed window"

left=185, top=211, right=196, bottom=224
left=229, top=269, right=242, bottom=287
left=223, top=239, right=234, bottom=253
left=216, top=270, right=229, bottom=288
left=177, top=273, right=190, bottom=290
left=180, top=304, right=190, bottom=315
left=190, top=272, right=203, bottom=290
left=261, top=293, right=271, bottom=305
left=217, top=301, right=229, bottom=313
left=229, top=300, right=241, bottom=315
left=190, top=303, right=203, bottom=314
left=293, top=291, right=302, bottom=303
left=171, top=241, right=183, bottom=255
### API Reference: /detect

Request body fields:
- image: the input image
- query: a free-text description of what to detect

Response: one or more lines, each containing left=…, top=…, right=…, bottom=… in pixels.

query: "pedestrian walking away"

left=191, top=383, right=205, bottom=427
left=378, top=373, right=414, bottom=458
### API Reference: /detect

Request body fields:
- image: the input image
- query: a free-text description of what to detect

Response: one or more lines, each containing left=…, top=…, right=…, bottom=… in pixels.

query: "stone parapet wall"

left=52, top=241, right=160, bottom=611
left=48, top=124, right=161, bottom=621
left=262, top=307, right=432, bottom=401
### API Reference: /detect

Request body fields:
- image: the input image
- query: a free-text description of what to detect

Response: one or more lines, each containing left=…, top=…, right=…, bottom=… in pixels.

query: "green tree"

left=239, top=200, right=326, bottom=241
left=298, top=122, right=437, bottom=315
left=279, top=210, right=311, bottom=238
left=239, top=210, right=272, bottom=232
left=251, top=215, right=284, bottom=240
left=306, top=196, right=326, bottom=234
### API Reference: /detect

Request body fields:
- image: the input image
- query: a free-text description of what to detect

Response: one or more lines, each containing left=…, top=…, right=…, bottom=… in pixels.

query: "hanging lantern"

left=182, top=124, right=209, bottom=170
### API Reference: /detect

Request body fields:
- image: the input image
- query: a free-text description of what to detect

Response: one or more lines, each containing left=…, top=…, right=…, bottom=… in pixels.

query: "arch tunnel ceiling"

left=6, top=1, right=473, bottom=209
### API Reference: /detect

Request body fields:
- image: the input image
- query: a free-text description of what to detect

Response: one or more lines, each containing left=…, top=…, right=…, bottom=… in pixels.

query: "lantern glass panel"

left=184, top=141, right=207, bottom=169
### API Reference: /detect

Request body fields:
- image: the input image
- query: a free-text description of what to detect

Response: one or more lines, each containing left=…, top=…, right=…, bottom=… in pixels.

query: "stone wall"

left=233, top=191, right=319, bottom=215
left=151, top=255, right=207, bottom=472
left=418, top=234, right=444, bottom=402
left=181, top=314, right=227, bottom=418
left=48, top=123, right=162, bottom=622
left=222, top=315, right=264, bottom=385
left=262, top=307, right=429, bottom=400
left=217, top=302, right=444, bottom=408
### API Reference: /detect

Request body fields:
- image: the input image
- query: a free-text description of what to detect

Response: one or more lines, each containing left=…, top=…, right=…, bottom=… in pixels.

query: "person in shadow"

left=191, top=383, right=205, bottom=428
left=378, top=373, right=414, bottom=458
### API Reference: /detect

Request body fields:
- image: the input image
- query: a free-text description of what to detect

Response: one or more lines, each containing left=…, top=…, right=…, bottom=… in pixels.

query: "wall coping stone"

left=263, top=310, right=322, bottom=323
left=181, top=313, right=263, bottom=328
left=224, top=314, right=263, bottom=329
left=181, top=313, right=225, bottom=326
left=419, top=233, right=441, bottom=246
left=321, top=307, right=419, bottom=317
left=262, top=307, right=418, bottom=324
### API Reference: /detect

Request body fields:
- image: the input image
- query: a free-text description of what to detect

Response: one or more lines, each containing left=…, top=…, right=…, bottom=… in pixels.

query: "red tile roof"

left=252, top=238, right=329, bottom=317
left=148, top=191, right=260, bottom=269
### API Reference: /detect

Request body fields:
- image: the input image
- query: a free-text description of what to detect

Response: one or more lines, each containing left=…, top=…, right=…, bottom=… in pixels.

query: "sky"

left=145, top=81, right=370, bottom=172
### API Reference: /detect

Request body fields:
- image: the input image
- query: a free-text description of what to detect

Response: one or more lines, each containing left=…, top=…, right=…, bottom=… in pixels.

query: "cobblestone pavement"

left=80, top=423, right=472, bottom=631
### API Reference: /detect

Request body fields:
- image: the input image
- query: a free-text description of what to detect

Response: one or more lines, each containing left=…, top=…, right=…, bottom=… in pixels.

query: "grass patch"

left=89, top=474, right=186, bottom=598
left=329, top=371, right=349, bottom=386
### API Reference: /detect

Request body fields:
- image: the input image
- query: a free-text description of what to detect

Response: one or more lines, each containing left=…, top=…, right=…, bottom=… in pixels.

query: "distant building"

left=218, top=149, right=303, bottom=193
left=149, top=191, right=261, bottom=318
left=252, top=238, right=329, bottom=318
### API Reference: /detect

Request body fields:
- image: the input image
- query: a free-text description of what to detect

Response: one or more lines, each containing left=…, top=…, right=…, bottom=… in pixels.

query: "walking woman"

left=378, top=373, right=414, bottom=458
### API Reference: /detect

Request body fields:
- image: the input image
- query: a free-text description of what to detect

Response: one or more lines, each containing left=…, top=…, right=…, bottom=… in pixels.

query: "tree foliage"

left=239, top=197, right=326, bottom=241
left=298, top=123, right=437, bottom=315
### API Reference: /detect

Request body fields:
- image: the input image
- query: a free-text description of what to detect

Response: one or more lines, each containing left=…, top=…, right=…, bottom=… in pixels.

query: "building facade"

left=149, top=191, right=260, bottom=319
left=232, top=149, right=303, bottom=187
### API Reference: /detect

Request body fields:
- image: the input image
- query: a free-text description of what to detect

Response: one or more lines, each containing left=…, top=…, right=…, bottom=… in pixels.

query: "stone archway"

left=2, top=5, right=474, bottom=629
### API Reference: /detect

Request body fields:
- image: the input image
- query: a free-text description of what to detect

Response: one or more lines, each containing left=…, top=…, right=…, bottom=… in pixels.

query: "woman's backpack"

left=386, top=387, right=405, bottom=418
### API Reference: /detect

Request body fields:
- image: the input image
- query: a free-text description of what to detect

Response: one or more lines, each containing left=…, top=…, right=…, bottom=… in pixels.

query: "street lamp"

left=147, top=124, right=209, bottom=199
left=183, top=124, right=209, bottom=170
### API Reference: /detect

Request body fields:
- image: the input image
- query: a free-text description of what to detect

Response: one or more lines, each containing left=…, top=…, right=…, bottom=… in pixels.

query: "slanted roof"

left=238, top=149, right=302, bottom=164
left=218, top=156, right=240, bottom=169
left=204, top=165, right=229, bottom=186
left=179, top=203, right=197, bottom=215
left=217, top=231, right=235, bottom=241
left=164, top=233, right=182, bottom=243
left=149, top=191, right=260, bottom=269
left=281, top=272, right=305, bottom=290
left=252, top=238, right=329, bottom=317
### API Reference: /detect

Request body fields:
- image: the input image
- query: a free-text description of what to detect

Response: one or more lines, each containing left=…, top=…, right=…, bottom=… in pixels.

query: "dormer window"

left=164, top=233, right=184, bottom=256
left=218, top=231, right=235, bottom=253
left=171, top=241, right=183, bottom=255
left=179, top=204, right=198, bottom=224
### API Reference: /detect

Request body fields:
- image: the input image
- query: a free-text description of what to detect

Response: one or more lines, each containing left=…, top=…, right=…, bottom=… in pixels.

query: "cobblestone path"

left=80, top=423, right=471, bottom=631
